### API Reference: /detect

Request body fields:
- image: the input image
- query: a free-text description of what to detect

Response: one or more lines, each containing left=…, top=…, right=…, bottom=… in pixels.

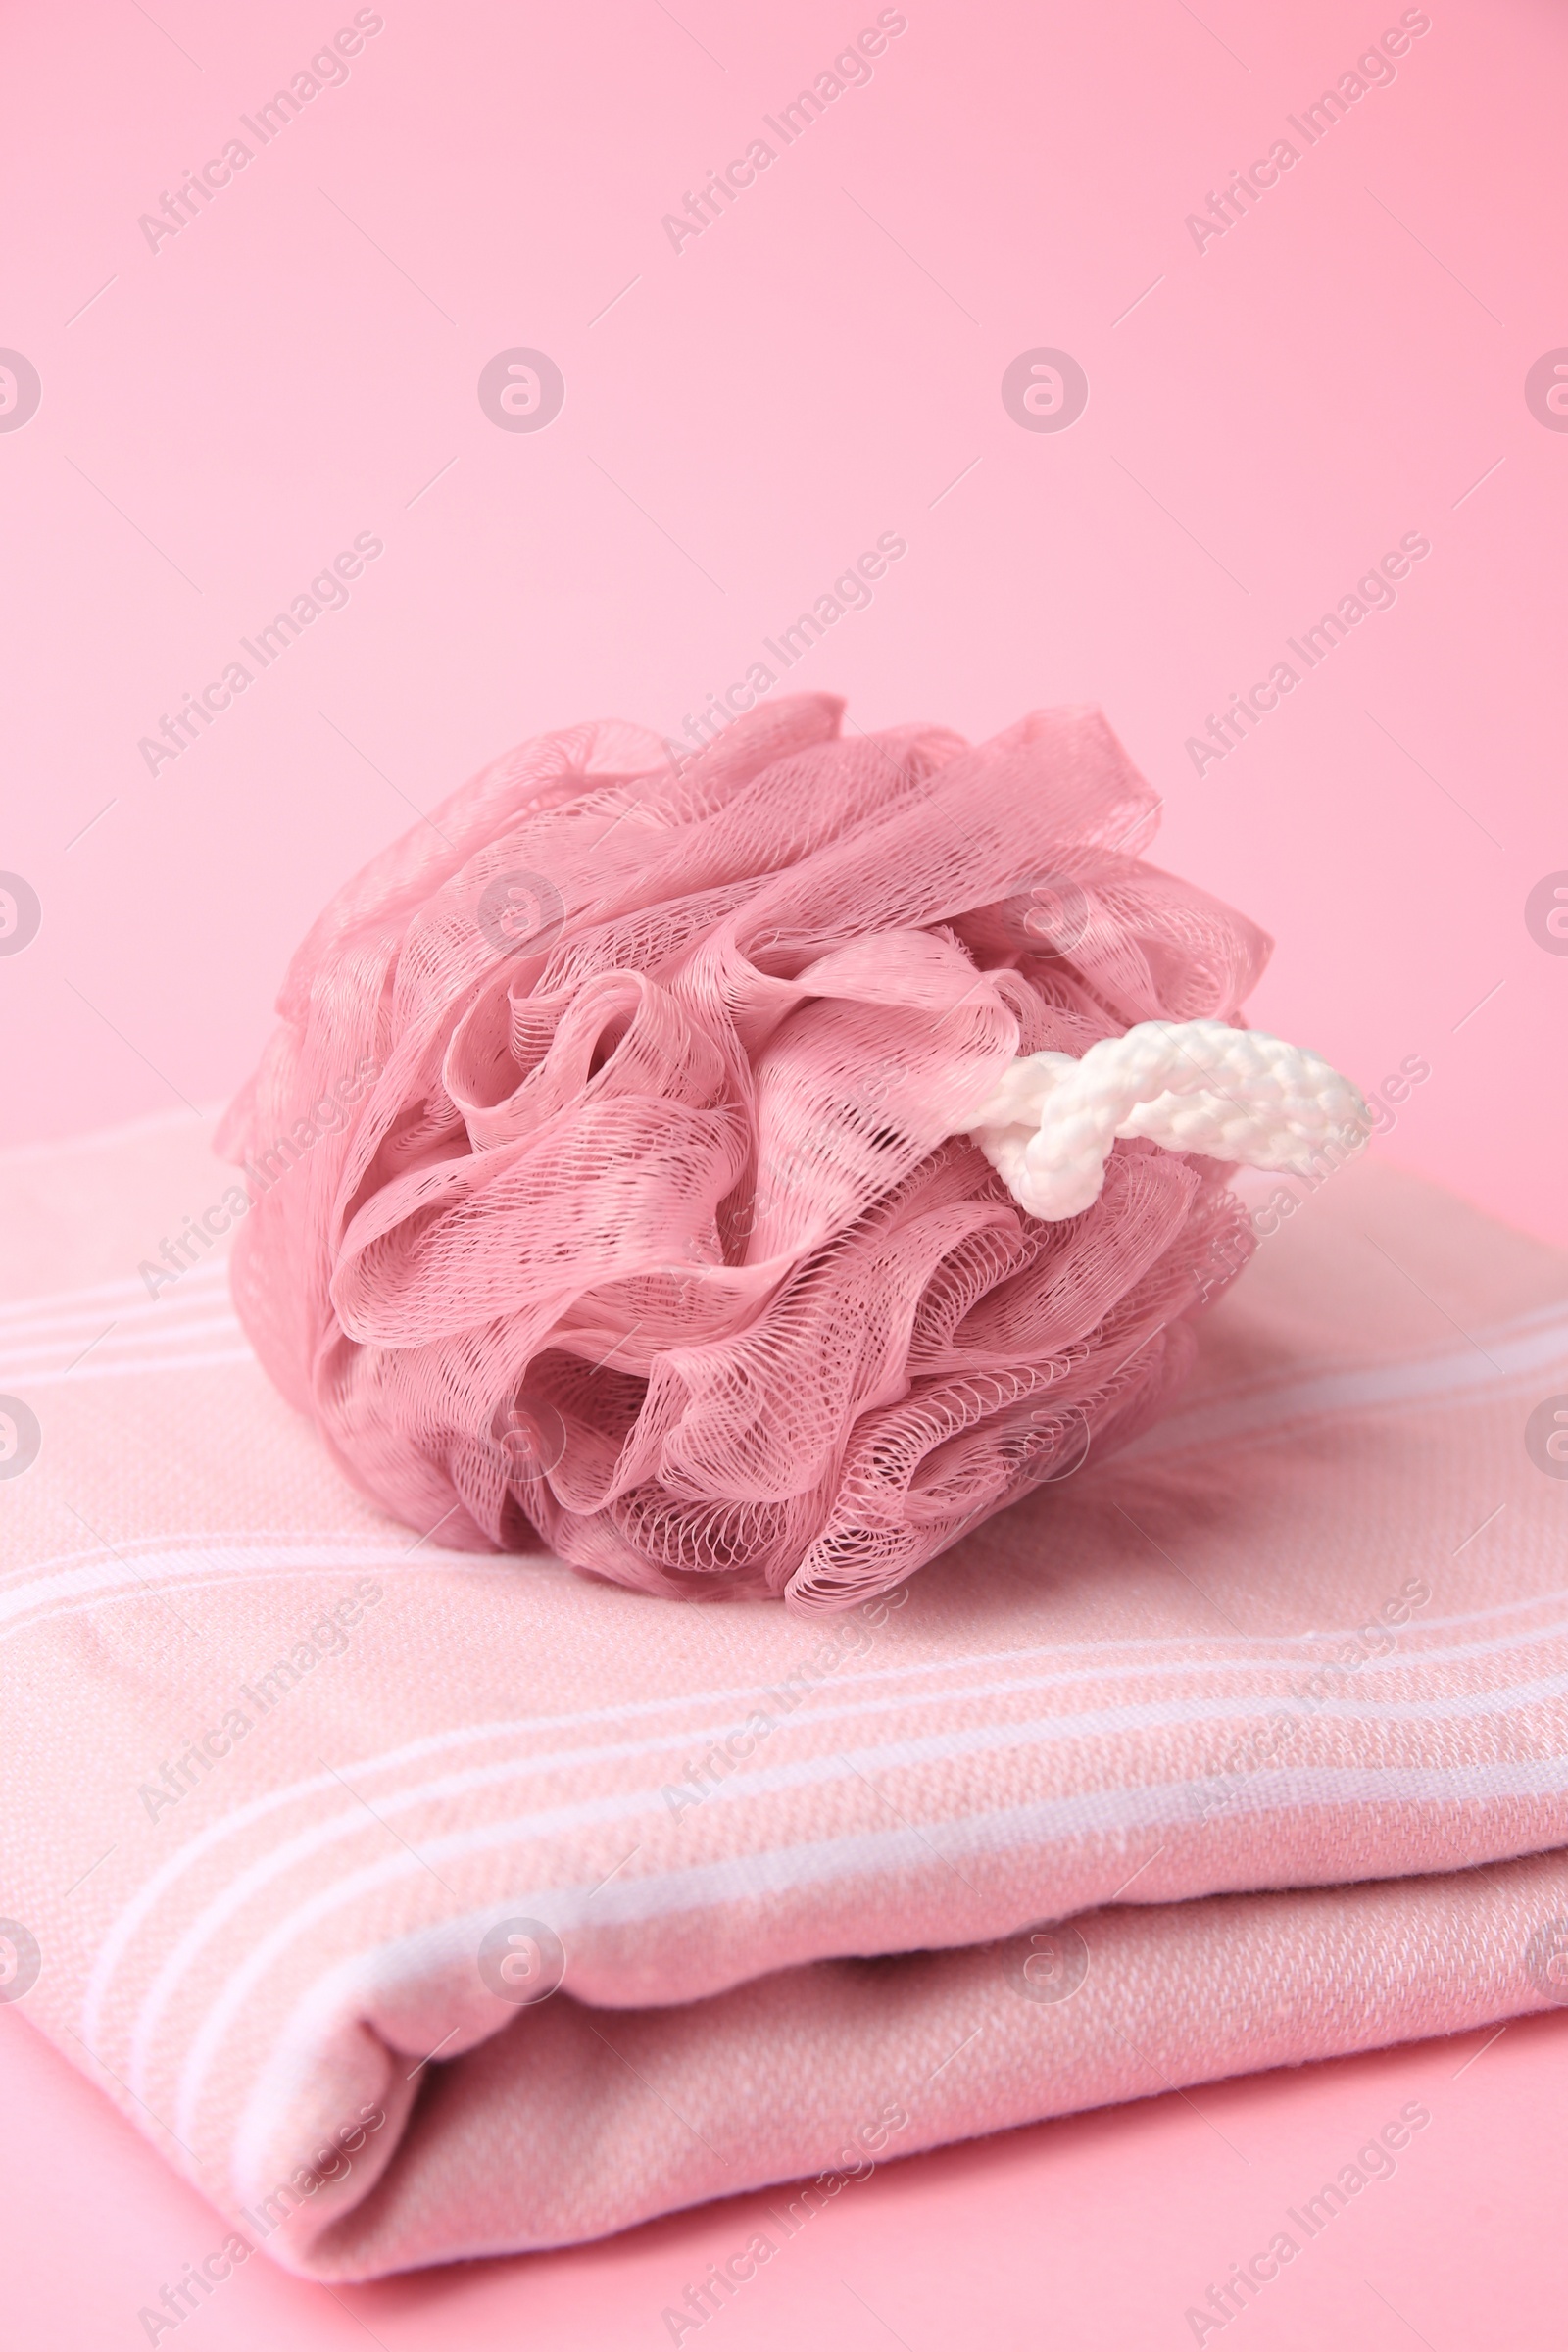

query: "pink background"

left=2, top=0, right=1566, bottom=2341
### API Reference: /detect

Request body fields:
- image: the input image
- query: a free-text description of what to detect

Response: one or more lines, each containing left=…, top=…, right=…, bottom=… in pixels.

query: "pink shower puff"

left=218, top=694, right=1269, bottom=1611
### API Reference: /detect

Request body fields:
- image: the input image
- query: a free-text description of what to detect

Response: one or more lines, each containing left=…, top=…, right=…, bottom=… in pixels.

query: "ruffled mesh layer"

left=218, top=696, right=1268, bottom=1611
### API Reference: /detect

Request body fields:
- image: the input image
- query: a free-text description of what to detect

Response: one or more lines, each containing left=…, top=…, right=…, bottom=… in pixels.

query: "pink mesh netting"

left=218, top=696, right=1269, bottom=1612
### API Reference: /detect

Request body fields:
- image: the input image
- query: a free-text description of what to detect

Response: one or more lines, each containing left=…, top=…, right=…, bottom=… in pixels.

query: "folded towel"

left=3, top=1111, right=1567, bottom=2281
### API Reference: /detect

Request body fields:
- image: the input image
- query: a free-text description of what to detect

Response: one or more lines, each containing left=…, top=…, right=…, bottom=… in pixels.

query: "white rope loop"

left=958, top=1019, right=1367, bottom=1222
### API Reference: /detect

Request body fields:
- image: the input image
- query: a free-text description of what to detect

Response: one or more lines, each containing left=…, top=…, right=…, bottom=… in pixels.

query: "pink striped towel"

left=2, top=1108, right=1567, bottom=2280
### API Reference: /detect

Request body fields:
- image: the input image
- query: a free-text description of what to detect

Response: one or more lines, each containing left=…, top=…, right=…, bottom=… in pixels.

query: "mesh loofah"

left=218, top=695, right=1289, bottom=1612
